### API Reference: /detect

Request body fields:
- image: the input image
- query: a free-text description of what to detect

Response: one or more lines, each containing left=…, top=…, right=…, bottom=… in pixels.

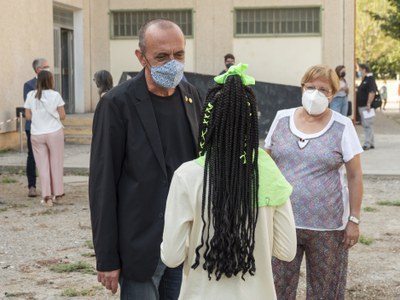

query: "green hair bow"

left=214, top=63, right=255, bottom=86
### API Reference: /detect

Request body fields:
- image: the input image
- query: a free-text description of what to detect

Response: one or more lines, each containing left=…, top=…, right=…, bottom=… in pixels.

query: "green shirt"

left=196, top=148, right=292, bottom=207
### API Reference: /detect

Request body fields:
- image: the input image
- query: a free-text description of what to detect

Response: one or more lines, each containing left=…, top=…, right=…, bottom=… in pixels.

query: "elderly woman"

left=264, top=64, right=363, bottom=299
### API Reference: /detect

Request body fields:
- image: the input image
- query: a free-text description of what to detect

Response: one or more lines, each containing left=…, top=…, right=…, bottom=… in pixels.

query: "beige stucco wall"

left=0, top=0, right=98, bottom=149
left=108, top=0, right=355, bottom=88
left=0, top=0, right=355, bottom=149
left=0, top=0, right=53, bottom=149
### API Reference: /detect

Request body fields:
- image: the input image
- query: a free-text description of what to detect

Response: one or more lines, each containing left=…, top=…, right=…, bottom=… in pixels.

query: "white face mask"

left=302, top=89, right=329, bottom=115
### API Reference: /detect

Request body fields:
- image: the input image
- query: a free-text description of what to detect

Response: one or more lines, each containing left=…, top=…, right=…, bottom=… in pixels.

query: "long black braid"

left=192, top=74, right=259, bottom=280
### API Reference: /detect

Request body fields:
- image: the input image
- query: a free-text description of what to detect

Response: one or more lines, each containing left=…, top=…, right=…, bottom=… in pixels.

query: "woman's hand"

left=343, top=222, right=360, bottom=249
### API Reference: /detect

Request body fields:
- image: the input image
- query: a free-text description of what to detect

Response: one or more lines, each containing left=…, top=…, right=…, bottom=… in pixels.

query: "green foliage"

left=357, top=0, right=400, bottom=78
left=84, top=240, right=94, bottom=249
left=369, top=0, right=400, bottom=40
left=359, top=234, right=374, bottom=246
left=1, top=176, right=17, bottom=183
left=61, top=286, right=102, bottom=297
left=49, top=261, right=96, bottom=275
left=363, top=206, right=378, bottom=212
left=376, top=200, right=400, bottom=206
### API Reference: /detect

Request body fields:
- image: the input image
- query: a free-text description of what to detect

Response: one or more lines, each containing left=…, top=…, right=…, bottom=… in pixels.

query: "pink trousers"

left=31, top=129, right=64, bottom=198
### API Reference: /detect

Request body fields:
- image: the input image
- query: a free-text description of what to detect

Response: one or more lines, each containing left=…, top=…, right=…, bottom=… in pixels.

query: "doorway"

left=53, top=8, right=75, bottom=114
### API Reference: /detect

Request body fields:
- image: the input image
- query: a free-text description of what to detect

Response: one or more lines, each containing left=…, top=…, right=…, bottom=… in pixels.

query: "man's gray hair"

left=32, top=58, right=47, bottom=72
left=138, top=19, right=182, bottom=53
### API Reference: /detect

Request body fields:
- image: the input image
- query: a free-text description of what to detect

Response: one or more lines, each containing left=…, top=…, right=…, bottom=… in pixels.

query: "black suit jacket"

left=89, top=70, right=203, bottom=281
left=23, top=77, right=37, bottom=130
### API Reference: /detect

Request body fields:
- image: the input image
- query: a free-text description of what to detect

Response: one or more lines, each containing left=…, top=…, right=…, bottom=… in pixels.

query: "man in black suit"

left=89, top=19, right=203, bottom=299
left=23, top=58, right=50, bottom=197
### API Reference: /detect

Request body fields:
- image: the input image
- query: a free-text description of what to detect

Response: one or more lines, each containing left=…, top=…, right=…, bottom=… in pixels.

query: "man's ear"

left=135, top=49, right=146, bottom=67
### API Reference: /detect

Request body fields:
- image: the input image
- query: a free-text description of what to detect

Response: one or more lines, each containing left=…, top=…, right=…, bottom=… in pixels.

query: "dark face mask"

left=340, top=72, right=346, bottom=77
left=225, top=63, right=233, bottom=69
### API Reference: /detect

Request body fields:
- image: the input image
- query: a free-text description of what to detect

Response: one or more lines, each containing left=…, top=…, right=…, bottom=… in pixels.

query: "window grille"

left=235, top=7, right=320, bottom=36
left=111, top=10, right=193, bottom=38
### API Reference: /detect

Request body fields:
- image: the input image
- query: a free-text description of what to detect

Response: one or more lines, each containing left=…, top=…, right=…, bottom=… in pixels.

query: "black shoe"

left=362, top=146, right=370, bottom=150
left=370, top=145, right=375, bottom=149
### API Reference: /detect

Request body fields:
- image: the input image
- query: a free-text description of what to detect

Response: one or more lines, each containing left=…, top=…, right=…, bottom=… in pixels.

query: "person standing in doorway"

left=89, top=19, right=203, bottom=299
left=23, top=58, right=50, bottom=197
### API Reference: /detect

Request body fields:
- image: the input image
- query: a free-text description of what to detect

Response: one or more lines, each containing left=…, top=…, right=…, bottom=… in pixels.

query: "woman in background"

left=265, top=64, right=363, bottom=299
left=24, top=71, right=66, bottom=206
left=330, top=65, right=349, bottom=116
left=93, top=70, right=113, bottom=98
left=161, top=64, right=297, bottom=300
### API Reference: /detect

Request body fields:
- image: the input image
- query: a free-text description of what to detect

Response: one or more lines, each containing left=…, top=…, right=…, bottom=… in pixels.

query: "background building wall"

left=0, top=0, right=53, bottom=148
left=0, top=0, right=355, bottom=149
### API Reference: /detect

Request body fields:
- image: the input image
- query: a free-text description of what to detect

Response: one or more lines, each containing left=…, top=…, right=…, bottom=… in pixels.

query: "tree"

left=356, top=0, right=400, bottom=78
left=369, top=0, right=400, bottom=40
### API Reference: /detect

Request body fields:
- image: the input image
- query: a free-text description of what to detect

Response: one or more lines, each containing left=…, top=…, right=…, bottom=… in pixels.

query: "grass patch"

left=61, top=286, right=102, bottom=297
left=81, top=252, right=96, bottom=258
left=78, top=222, right=91, bottom=230
left=0, top=149, right=11, bottom=154
left=359, top=234, right=374, bottom=246
left=0, top=203, right=28, bottom=213
left=4, top=292, right=35, bottom=298
left=1, top=176, right=17, bottom=183
left=49, top=261, right=96, bottom=275
left=84, top=240, right=94, bottom=250
left=31, top=207, right=69, bottom=216
left=363, top=206, right=378, bottom=212
left=376, top=200, right=400, bottom=206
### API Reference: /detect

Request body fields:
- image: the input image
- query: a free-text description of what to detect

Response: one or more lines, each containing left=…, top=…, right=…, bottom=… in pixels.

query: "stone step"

left=65, top=134, right=92, bottom=145
left=63, top=113, right=94, bottom=145
left=64, top=125, right=92, bottom=136
left=63, top=113, right=94, bottom=126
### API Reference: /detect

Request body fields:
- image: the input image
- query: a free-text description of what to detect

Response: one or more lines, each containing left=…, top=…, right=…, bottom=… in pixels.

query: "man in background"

left=23, top=58, right=50, bottom=197
left=356, top=63, right=377, bottom=150
left=219, top=53, right=235, bottom=75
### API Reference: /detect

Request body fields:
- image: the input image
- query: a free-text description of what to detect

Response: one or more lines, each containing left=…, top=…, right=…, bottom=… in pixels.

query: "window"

left=235, top=7, right=320, bottom=36
left=110, top=10, right=193, bottom=38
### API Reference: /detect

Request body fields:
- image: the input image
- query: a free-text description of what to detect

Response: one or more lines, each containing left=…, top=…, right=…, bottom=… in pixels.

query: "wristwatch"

left=348, top=215, right=360, bottom=225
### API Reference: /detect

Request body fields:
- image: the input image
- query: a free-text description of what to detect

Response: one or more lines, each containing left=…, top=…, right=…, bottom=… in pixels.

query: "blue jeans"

left=330, top=96, right=348, bottom=116
left=120, top=260, right=182, bottom=300
left=25, top=130, right=36, bottom=188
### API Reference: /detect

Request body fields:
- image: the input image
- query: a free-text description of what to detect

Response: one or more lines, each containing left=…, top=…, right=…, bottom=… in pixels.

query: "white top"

left=161, top=160, right=297, bottom=300
left=264, top=108, right=363, bottom=231
left=24, top=90, right=65, bottom=135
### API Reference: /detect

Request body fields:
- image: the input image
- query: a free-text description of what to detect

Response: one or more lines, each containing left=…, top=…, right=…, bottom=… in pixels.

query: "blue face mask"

left=149, top=59, right=185, bottom=89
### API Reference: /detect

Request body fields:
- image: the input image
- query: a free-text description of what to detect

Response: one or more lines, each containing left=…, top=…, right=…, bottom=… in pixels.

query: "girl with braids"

left=161, top=64, right=296, bottom=299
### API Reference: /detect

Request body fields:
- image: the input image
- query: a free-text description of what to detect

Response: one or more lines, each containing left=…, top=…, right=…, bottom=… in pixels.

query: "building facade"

left=0, top=0, right=355, bottom=149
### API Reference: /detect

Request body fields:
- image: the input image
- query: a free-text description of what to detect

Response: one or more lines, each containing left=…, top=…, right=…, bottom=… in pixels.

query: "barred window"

left=111, top=10, right=193, bottom=38
left=235, top=7, right=320, bottom=36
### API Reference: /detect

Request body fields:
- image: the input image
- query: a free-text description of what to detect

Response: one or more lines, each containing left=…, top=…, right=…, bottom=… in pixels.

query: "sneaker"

left=28, top=187, right=37, bottom=197
left=370, top=145, right=375, bottom=149
left=363, top=145, right=371, bottom=150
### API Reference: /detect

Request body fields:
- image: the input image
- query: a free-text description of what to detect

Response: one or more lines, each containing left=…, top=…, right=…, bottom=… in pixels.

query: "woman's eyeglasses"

left=303, top=85, right=332, bottom=97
